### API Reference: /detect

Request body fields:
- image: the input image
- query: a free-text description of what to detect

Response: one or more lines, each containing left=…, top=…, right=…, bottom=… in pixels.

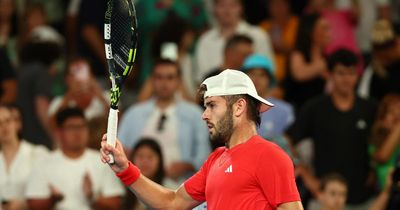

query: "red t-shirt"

left=184, top=135, right=300, bottom=209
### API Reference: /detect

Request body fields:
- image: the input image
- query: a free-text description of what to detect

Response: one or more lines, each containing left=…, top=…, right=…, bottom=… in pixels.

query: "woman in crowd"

left=0, top=104, right=49, bottom=210
left=369, top=94, right=400, bottom=190
left=283, top=13, right=331, bottom=111
left=123, top=138, right=165, bottom=210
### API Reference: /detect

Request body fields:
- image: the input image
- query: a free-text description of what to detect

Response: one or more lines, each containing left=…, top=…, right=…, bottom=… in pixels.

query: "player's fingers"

left=102, top=134, right=107, bottom=141
left=115, top=140, right=124, bottom=151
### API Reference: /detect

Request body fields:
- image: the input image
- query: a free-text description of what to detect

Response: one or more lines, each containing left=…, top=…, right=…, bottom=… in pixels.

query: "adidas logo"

left=224, top=165, right=233, bottom=173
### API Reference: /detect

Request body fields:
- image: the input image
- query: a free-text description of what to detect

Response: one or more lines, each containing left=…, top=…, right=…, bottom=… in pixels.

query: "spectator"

left=354, top=0, right=390, bottom=60
left=76, top=0, right=107, bottom=85
left=306, top=0, right=361, bottom=58
left=0, top=104, right=48, bottom=210
left=48, top=58, right=109, bottom=149
left=26, top=107, right=124, bottom=210
left=138, top=12, right=197, bottom=102
left=17, top=26, right=63, bottom=149
left=136, top=0, right=208, bottom=83
left=369, top=94, right=400, bottom=190
left=48, top=58, right=108, bottom=121
left=259, top=0, right=299, bottom=81
left=288, top=49, right=376, bottom=209
left=369, top=158, right=400, bottom=210
left=317, top=173, right=348, bottom=210
left=241, top=54, right=294, bottom=152
left=358, top=19, right=400, bottom=101
left=123, top=138, right=165, bottom=210
left=119, top=59, right=210, bottom=188
left=283, top=13, right=330, bottom=111
left=195, top=0, right=274, bottom=83
left=203, top=34, right=254, bottom=79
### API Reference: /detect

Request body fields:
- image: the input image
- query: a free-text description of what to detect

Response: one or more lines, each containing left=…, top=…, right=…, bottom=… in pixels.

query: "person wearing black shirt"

left=287, top=49, right=377, bottom=209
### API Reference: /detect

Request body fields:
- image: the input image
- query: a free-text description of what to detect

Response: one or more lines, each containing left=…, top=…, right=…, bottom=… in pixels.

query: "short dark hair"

left=152, top=58, right=181, bottom=77
left=131, top=138, right=165, bottom=184
left=327, top=48, right=358, bottom=72
left=320, top=173, right=348, bottom=191
left=224, top=34, right=253, bottom=53
left=197, top=85, right=261, bottom=126
left=55, top=107, right=85, bottom=127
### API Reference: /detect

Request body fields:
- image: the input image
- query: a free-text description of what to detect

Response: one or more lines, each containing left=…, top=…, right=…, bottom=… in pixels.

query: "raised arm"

left=100, top=138, right=201, bottom=210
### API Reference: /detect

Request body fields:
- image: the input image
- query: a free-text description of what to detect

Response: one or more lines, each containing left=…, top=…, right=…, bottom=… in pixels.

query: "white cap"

left=201, top=69, right=274, bottom=112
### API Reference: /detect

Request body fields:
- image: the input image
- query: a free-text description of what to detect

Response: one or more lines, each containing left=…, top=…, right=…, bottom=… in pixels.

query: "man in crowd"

left=288, top=49, right=376, bottom=209
left=195, top=0, right=274, bottom=82
left=26, top=108, right=124, bottom=210
left=119, top=59, right=210, bottom=187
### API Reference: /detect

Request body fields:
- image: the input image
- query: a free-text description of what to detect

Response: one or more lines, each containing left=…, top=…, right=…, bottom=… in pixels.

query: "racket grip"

left=106, top=108, right=119, bottom=164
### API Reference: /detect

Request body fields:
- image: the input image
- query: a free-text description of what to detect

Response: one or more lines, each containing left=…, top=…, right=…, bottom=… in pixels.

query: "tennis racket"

left=104, top=0, right=138, bottom=163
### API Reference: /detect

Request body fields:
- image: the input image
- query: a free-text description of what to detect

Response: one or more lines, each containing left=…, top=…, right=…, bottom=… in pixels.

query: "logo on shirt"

left=224, top=165, right=233, bottom=173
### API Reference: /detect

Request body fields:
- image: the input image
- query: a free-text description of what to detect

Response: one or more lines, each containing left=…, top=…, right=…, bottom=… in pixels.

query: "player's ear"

left=233, top=98, right=246, bottom=117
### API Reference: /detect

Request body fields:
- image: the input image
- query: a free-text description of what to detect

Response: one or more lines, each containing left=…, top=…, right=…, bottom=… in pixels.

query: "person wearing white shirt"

left=0, top=104, right=49, bottom=210
left=195, top=0, right=274, bottom=82
left=26, top=108, right=124, bottom=210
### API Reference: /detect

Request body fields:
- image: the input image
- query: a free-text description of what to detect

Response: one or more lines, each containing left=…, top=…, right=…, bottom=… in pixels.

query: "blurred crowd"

left=0, top=0, right=400, bottom=210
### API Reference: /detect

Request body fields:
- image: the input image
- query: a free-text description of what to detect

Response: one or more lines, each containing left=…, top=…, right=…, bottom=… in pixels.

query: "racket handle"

left=106, top=108, right=119, bottom=164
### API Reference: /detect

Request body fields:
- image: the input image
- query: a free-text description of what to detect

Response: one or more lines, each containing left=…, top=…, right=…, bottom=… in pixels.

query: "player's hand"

left=100, top=134, right=129, bottom=173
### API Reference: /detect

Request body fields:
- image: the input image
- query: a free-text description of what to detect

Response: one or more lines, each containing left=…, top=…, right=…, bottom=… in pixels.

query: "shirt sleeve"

left=184, top=149, right=222, bottom=202
left=256, top=146, right=300, bottom=208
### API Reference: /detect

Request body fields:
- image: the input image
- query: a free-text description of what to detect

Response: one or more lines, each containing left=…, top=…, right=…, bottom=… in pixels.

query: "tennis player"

left=100, top=69, right=303, bottom=210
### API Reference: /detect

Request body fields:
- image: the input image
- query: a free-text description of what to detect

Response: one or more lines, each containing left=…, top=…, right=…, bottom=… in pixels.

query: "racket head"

left=104, top=0, right=138, bottom=108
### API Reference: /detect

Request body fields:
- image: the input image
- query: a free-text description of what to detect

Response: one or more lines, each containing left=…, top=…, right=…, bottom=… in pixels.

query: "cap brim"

left=251, top=94, right=274, bottom=113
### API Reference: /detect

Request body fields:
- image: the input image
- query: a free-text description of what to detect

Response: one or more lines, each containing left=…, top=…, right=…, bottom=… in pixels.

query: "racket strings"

left=110, top=0, right=135, bottom=76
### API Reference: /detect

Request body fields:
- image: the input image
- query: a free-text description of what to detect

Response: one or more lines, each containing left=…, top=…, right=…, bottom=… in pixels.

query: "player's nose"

left=202, top=109, right=209, bottom=121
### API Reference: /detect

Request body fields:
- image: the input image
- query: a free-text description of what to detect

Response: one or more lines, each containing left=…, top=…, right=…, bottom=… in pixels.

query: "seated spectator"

left=358, top=19, right=400, bottom=101
left=259, top=0, right=299, bottom=81
left=119, top=59, right=210, bottom=188
left=48, top=58, right=108, bottom=149
left=26, top=108, right=124, bottom=210
left=317, top=173, right=348, bottom=210
left=369, top=94, right=400, bottom=190
left=0, top=104, right=48, bottom=210
left=288, top=49, right=376, bottom=209
left=203, top=34, right=254, bottom=79
left=241, top=54, right=294, bottom=155
left=123, top=138, right=165, bottom=210
left=17, top=25, right=64, bottom=149
left=195, top=0, right=274, bottom=83
left=48, top=58, right=108, bottom=120
left=283, top=13, right=330, bottom=111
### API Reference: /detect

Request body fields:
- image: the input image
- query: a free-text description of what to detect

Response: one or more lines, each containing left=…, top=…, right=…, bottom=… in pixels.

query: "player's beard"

left=210, top=106, right=234, bottom=144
